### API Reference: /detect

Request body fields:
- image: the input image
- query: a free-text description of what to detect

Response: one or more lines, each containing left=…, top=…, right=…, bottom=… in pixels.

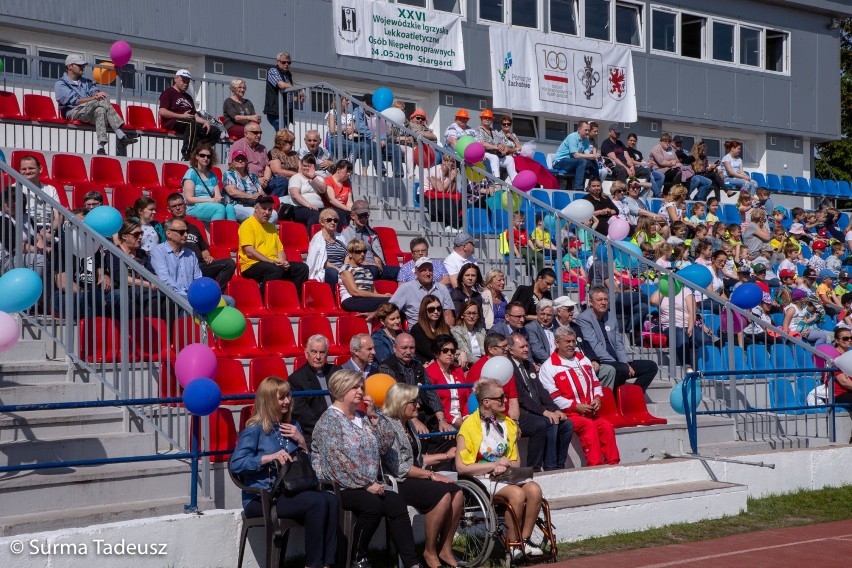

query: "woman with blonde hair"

left=380, top=383, right=462, bottom=568
left=481, top=269, right=507, bottom=329
left=661, top=184, right=689, bottom=226
left=230, top=377, right=339, bottom=568
left=222, top=79, right=260, bottom=138
left=339, top=239, right=393, bottom=314
left=267, top=129, right=301, bottom=198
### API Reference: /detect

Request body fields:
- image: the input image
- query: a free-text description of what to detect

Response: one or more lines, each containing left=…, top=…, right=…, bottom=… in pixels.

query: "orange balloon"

left=94, top=63, right=117, bottom=85
left=364, top=373, right=397, bottom=407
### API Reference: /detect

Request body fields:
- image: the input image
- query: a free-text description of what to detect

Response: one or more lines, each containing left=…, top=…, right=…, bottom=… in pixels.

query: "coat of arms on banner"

left=607, top=65, right=627, bottom=101
left=336, top=5, right=361, bottom=43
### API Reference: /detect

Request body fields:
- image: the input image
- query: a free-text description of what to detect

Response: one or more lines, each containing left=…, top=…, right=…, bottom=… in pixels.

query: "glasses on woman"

left=352, top=250, right=367, bottom=255
left=128, top=231, right=143, bottom=238
left=413, top=116, right=425, bottom=121
left=463, top=310, right=479, bottom=318
left=426, top=305, right=442, bottom=314
left=197, top=153, right=211, bottom=159
left=440, top=347, right=457, bottom=354
left=323, top=217, right=339, bottom=223
left=501, top=122, right=511, bottom=126
left=484, top=394, right=506, bottom=403
left=838, top=336, right=852, bottom=342
left=406, top=399, right=420, bottom=406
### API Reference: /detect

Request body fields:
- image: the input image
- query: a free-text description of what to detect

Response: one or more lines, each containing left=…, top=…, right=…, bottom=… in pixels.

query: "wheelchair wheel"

left=526, top=500, right=558, bottom=562
left=452, top=476, right=498, bottom=567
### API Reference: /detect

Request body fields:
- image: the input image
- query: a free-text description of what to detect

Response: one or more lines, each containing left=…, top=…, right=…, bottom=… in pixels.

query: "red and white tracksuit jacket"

left=538, top=351, right=620, bottom=466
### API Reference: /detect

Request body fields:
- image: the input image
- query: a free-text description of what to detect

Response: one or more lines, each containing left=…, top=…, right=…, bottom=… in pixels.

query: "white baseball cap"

left=176, top=69, right=193, bottom=80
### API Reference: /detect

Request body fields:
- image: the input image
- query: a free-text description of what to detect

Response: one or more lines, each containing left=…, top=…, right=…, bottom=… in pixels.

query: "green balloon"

left=208, top=306, right=247, bottom=340
left=455, top=135, right=476, bottom=159
left=657, top=275, right=682, bottom=296
left=0, top=58, right=4, bottom=73
left=500, top=190, right=522, bottom=212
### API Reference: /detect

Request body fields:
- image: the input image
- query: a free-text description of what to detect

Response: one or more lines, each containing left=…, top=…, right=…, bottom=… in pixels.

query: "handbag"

left=490, top=466, right=534, bottom=484
left=269, top=449, right=319, bottom=500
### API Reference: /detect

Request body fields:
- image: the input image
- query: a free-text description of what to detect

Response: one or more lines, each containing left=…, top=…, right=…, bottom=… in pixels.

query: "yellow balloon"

left=500, top=190, right=522, bottom=212
left=218, top=297, right=226, bottom=308
left=465, top=161, right=486, bottom=182
left=93, top=63, right=117, bottom=85
left=364, top=373, right=397, bottom=407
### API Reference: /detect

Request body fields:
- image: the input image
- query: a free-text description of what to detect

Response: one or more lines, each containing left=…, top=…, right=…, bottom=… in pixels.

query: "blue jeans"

left=690, top=174, right=713, bottom=200
left=552, top=157, right=596, bottom=189
left=363, top=264, right=400, bottom=282
left=187, top=202, right=236, bottom=222
left=725, top=177, right=758, bottom=195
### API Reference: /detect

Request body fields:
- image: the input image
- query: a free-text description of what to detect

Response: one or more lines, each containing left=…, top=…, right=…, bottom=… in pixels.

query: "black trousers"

left=339, top=487, right=419, bottom=567
left=172, top=118, right=221, bottom=160
left=519, top=411, right=574, bottom=471
left=245, top=490, right=338, bottom=568
left=200, top=257, right=236, bottom=292
left=609, top=359, right=657, bottom=392
left=242, top=260, right=309, bottom=299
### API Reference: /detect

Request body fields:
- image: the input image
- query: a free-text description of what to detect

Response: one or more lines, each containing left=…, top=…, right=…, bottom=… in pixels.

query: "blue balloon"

left=544, top=213, right=557, bottom=236
left=614, top=241, right=642, bottom=269
left=372, top=87, right=394, bottom=112
left=83, top=205, right=123, bottom=237
left=594, top=243, right=609, bottom=263
left=669, top=380, right=701, bottom=415
left=467, top=394, right=479, bottom=414
left=183, top=378, right=222, bottom=416
left=0, top=268, right=42, bottom=313
left=0, top=148, right=5, bottom=163
left=731, top=282, right=763, bottom=310
left=187, top=277, right=222, bottom=315
left=678, top=264, right=712, bottom=290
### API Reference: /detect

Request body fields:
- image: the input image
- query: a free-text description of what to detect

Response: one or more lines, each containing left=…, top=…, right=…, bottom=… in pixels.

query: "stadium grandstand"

left=1, top=1, right=852, bottom=566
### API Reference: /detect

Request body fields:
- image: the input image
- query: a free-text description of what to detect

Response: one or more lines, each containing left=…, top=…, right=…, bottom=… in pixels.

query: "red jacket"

left=537, top=350, right=601, bottom=413
left=426, top=361, right=471, bottom=424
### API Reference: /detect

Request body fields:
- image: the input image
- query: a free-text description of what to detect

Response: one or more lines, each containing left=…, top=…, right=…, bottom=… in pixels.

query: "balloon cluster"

left=175, top=342, right=222, bottom=416
left=0, top=268, right=43, bottom=354
left=187, top=278, right=247, bottom=340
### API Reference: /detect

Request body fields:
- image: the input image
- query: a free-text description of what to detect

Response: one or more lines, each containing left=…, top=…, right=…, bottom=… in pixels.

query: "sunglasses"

left=128, top=231, right=143, bottom=238
left=413, top=116, right=425, bottom=121
left=169, top=229, right=188, bottom=235
left=484, top=394, right=506, bottom=403
left=246, top=130, right=262, bottom=135
left=323, top=218, right=339, bottom=223
left=427, top=306, right=442, bottom=314
left=356, top=213, right=370, bottom=219
left=501, top=122, right=512, bottom=126
left=197, top=153, right=211, bottom=158
left=406, top=399, right=420, bottom=406
left=440, top=347, right=457, bottom=354
left=278, top=60, right=291, bottom=64
left=838, top=336, right=852, bottom=342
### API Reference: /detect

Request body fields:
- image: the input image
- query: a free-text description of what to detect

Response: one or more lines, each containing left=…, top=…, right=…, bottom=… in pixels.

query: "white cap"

left=65, top=54, right=87, bottom=66
left=176, top=69, right=193, bottom=80
left=414, top=257, right=434, bottom=270
left=553, top=296, right=577, bottom=309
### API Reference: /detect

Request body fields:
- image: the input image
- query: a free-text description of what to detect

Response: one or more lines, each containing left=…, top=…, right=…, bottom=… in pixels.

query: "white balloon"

left=481, top=355, right=514, bottom=386
left=69, top=225, right=100, bottom=258
left=380, top=107, right=406, bottom=125
left=834, top=351, right=852, bottom=375
left=562, top=200, right=595, bottom=223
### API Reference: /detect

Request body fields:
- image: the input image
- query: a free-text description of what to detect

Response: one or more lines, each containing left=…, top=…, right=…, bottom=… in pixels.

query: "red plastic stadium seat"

left=214, top=358, right=252, bottom=405
left=183, top=215, right=207, bottom=240
left=239, top=405, right=255, bottom=430
left=598, top=387, right=638, bottom=428
left=71, top=184, right=109, bottom=208
left=301, top=281, right=346, bottom=317
left=374, top=226, right=405, bottom=264
left=292, top=356, right=307, bottom=371
left=196, top=408, right=238, bottom=462
left=309, top=223, right=321, bottom=238
left=127, top=160, right=166, bottom=193
left=207, top=244, right=231, bottom=260
left=132, top=317, right=175, bottom=362
left=209, top=220, right=240, bottom=254
left=226, top=278, right=267, bottom=318
left=78, top=317, right=122, bottom=363
left=111, top=103, right=124, bottom=121
left=162, top=163, right=189, bottom=189
left=278, top=221, right=310, bottom=257
left=263, top=280, right=307, bottom=317
left=373, top=280, right=398, bottom=295
left=111, top=186, right=143, bottom=214
left=298, top=315, right=344, bottom=355
left=90, top=156, right=129, bottom=188
left=249, top=357, right=288, bottom=391
left=258, top=316, right=302, bottom=358
left=52, top=154, right=90, bottom=187
left=335, top=354, right=351, bottom=366
left=214, top=325, right=264, bottom=358
left=336, top=316, right=369, bottom=353
left=125, top=105, right=168, bottom=133
left=23, top=94, right=64, bottom=123
left=617, top=384, right=668, bottom=426
left=0, top=91, right=27, bottom=119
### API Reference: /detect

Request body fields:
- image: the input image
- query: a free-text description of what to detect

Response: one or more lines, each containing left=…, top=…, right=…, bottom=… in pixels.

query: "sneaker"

left=96, top=147, right=107, bottom=156
left=117, top=133, right=139, bottom=146
left=523, top=539, right=543, bottom=556
left=511, top=548, right=524, bottom=561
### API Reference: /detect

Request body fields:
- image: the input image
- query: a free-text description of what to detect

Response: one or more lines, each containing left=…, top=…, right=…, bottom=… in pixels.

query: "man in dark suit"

left=525, top=299, right=557, bottom=366
left=490, top=301, right=529, bottom=339
left=510, top=268, right=555, bottom=321
left=341, top=333, right=379, bottom=378
left=507, top=333, right=574, bottom=471
left=289, top=334, right=341, bottom=445
left=575, top=286, right=657, bottom=394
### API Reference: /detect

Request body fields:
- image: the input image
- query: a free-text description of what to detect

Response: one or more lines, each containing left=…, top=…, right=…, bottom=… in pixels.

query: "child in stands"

left=561, top=239, right=588, bottom=303
left=654, top=241, right=673, bottom=270
left=835, top=270, right=852, bottom=296
left=807, top=241, right=828, bottom=272
left=688, top=202, right=706, bottom=227
left=667, top=221, right=688, bottom=246
left=707, top=222, right=726, bottom=252
left=705, top=197, right=720, bottom=228
left=727, top=224, right=744, bottom=261
left=826, top=241, right=846, bottom=272
left=531, top=213, right=558, bottom=259
left=689, top=225, right=709, bottom=257
left=632, top=217, right=664, bottom=247
left=673, top=243, right=691, bottom=270
left=736, top=192, right=754, bottom=225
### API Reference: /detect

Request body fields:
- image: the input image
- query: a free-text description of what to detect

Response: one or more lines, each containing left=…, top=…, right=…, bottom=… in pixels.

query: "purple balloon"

left=175, top=343, right=218, bottom=387
left=720, top=309, right=747, bottom=334
left=813, top=344, right=840, bottom=368
left=110, top=41, right=132, bottom=67
left=513, top=170, right=537, bottom=192
left=464, top=142, right=485, bottom=164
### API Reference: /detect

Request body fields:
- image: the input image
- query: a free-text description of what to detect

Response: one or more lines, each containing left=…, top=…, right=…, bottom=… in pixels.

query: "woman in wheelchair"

left=230, top=377, right=339, bottom=568
left=455, top=378, right=545, bottom=558
left=311, top=370, right=422, bottom=568
left=381, top=383, right=464, bottom=568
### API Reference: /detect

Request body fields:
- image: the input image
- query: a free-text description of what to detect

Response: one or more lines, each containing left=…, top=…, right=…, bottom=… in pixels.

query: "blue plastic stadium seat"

left=838, top=181, right=852, bottom=199
left=698, top=345, right=726, bottom=375
left=551, top=190, right=571, bottom=211
left=770, top=312, right=785, bottom=327
left=750, top=172, right=767, bottom=187
left=770, top=344, right=796, bottom=376
left=726, top=345, right=750, bottom=374
left=809, top=178, right=825, bottom=196
left=529, top=189, right=551, bottom=211
left=490, top=208, right=511, bottom=234
left=768, top=378, right=802, bottom=414
left=794, top=376, right=829, bottom=413
left=703, top=314, right=720, bottom=335
left=800, top=245, right=812, bottom=259
left=839, top=212, right=850, bottom=228
left=412, top=182, right=420, bottom=207
left=797, top=263, right=806, bottom=275
left=765, top=174, right=782, bottom=191
left=468, top=207, right=496, bottom=235
left=824, top=179, right=838, bottom=197
left=746, top=344, right=772, bottom=378
left=780, top=175, right=797, bottom=193
left=649, top=199, right=663, bottom=214
left=795, top=177, right=812, bottom=195
left=532, top=151, right=549, bottom=170
left=722, top=204, right=742, bottom=225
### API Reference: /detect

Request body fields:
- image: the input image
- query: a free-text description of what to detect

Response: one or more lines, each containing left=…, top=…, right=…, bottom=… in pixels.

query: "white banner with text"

left=489, top=26, right=637, bottom=122
left=333, top=0, right=465, bottom=71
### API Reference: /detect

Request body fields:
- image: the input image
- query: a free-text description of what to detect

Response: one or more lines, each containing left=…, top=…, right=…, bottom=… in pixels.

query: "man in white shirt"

left=444, top=232, right=479, bottom=288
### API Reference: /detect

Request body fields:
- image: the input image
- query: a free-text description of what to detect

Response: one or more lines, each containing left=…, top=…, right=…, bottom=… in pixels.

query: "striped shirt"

left=339, top=263, right=374, bottom=302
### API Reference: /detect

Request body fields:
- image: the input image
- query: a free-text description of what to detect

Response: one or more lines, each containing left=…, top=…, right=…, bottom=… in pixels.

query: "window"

left=512, top=0, right=538, bottom=28
left=681, top=14, right=704, bottom=59
left=398, top=0, right=427, bottom=6
left=712, top=21, right=734, bottom=62
left=545, top=120, right=570, bottom=141
left=550, top=0, right=578, bottom=35
left=765, top=30, right=787, bottom=72
left=512, top=115, right=537, bottom=138
left=145, top=65, right=177, bottom=94
left=0, top=44, right=29, bottom=76
left=397, top=0, right=461, bottom=13
left=703, top=139, right=721, bottom=161
left=94, top=57, right=136, bottom=90
left=676, top=135, right=695, bottom=150
left=740, top=26, right=760, bottom=67
left=479, top=0, right=504, bottom=23
left=652, top=9, right=676, bottom=53
left=38, top=49, right=67, bottom=80
left=585, top=0, right=611, bottom=41
left=615, top=2, right=642, bottom=47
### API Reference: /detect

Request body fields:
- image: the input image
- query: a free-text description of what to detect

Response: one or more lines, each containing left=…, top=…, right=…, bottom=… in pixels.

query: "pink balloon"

left=0, top=311, right=20, bottom=352
left=720, top=309, right=747, bottom=334
left=110, top=41, right=133, bottom=67
left=175, top=343, right=218, bottom=387
left=608, top=217, right=630, bottom=241
left=513, top=170, right=537, bottom=192
left=813, top=344, right=840, bottom=368
left=464, top=142, right=485, bottom=164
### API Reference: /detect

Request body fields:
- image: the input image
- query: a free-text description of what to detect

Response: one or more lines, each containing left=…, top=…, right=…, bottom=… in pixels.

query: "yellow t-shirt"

left=705, top=212, right=719, bottom=225
left=531, top=227, right=551, bottom=252
left=458, top=410, right=519, bottom=465
left=238, top=215, right=283, bottom=270
left=817, top=282, right=834, bottom=299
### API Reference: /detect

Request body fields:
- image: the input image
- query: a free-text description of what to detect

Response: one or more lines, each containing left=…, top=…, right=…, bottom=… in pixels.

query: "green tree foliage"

left=815, top=19, right=852, bottom=182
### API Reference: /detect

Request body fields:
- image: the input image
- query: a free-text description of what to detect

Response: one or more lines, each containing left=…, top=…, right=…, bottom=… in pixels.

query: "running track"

left=552, top=519, right=852, bottom=568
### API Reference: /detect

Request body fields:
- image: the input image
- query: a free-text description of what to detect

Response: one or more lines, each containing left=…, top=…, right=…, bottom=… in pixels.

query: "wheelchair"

left=451, top=474, right=557, bottom=567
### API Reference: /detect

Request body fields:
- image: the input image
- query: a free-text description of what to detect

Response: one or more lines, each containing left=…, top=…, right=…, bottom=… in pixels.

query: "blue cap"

left=819, top=269, right=838, bottom=280
left=774, top=206, right=788, bottom=220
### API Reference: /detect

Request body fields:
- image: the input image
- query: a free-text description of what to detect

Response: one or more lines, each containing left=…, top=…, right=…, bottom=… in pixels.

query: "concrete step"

left=0, top=381, right=103, bottom=406
left=0, top=407, right=125, bottom=442
left=0, top=459, right=194, bottom=519
left=0, top=496, right=215, bottom=537
left=0, top=431, right=155, bottom=466
left=0, top=339, right=49, bottom=363
left=548, top=480, right=747, bottom=542
left=0, top=360, right=70, bottom=386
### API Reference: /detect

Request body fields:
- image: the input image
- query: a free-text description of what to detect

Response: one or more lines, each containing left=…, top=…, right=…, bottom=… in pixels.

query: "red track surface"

left=551, top=520, right=852, bottom=568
